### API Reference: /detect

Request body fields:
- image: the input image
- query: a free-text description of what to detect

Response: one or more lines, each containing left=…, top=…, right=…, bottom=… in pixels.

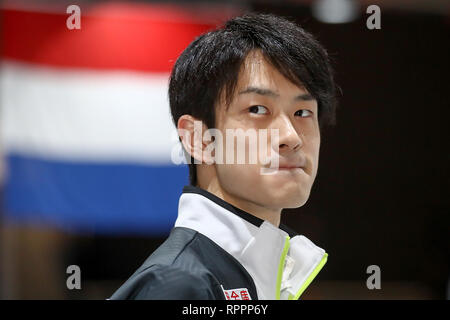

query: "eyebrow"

left=238, top=86, right=315, bottom=101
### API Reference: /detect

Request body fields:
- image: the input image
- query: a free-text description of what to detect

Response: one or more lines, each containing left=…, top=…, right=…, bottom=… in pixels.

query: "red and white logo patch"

left=221, top=286, right=252, bottom=300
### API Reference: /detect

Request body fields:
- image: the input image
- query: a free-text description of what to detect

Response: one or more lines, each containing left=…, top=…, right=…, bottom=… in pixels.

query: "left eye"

left=249, top=105, right=269, bottom=115
left=295, top=110, right=312, bottom=117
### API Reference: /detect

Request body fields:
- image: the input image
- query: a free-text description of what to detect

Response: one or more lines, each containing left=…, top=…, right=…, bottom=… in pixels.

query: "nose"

left=274, top=114, right=302, bottom=154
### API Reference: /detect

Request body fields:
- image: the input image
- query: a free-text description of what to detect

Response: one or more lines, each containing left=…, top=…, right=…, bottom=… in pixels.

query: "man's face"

left=213, top=50, right=321, bottom=210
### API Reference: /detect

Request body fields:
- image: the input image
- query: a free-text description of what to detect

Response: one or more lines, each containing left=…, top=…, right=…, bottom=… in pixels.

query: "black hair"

left=168, top=12, right=338, bottom=186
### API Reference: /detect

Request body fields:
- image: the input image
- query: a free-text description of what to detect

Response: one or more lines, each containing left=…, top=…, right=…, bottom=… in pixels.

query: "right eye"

left=248, top=105, right=269, bottom=115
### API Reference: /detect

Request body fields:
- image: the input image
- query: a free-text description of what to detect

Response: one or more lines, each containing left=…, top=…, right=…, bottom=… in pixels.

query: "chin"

left=265, top=187, right=310, bottom=209
left=283, top=196, right=308, bottom=209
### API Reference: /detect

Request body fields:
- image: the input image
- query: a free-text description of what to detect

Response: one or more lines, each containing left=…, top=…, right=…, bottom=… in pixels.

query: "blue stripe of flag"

left=2, top=153, right=189, bottom=236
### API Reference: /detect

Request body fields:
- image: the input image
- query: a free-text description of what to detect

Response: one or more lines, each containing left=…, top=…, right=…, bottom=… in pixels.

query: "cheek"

left=308, top=133, right=321, bottom=177
left=215, top=163, right=261, bottom=195
left=216, top=163, right=256, bottom=182
left=309, top=133, right=320, bottom=155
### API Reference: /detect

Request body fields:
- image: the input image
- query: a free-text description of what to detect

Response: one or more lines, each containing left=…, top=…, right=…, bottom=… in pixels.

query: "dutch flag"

left=0, top=2, right=236, bottom=235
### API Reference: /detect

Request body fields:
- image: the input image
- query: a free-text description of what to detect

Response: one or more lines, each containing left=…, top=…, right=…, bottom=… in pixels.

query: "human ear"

left=177, top=115, right=211, bottom=164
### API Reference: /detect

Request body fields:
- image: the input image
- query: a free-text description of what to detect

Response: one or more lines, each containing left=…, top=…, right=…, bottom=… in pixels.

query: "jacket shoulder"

left=110, top=264, right=217, bottom=300
left=109, top=228, right=223, bottom=300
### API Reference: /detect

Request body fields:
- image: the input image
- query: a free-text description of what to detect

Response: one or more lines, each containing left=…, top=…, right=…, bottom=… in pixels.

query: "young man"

left=110, top=12, right=337, bottom=300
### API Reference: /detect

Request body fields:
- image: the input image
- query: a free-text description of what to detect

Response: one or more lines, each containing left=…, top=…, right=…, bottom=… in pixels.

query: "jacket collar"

left=174, top=185, right=328, bottom=300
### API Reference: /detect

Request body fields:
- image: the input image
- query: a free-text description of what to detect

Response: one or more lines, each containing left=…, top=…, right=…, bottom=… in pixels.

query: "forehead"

left=236, top=50, right=306, bottom=95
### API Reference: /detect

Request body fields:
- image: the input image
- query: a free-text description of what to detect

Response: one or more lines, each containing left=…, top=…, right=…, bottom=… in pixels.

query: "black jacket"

left=109, top=227, right=257, bottom=299
left=110, top=186, right=328, bottom=300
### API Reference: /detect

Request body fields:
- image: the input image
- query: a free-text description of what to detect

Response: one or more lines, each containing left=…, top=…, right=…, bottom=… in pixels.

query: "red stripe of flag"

left=1, top=3, right=236, bottom=72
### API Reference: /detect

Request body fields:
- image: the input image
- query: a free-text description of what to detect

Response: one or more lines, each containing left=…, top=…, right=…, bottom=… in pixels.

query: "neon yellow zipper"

left=275, top=236, right=328, bottom=300
left=275, top=236, right=291, bottom=300
left=288, top=252, right=328, bottom=300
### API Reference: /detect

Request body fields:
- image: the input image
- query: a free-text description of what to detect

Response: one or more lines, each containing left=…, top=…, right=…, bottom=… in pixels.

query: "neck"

left=197, top=170, right=282, bottom=227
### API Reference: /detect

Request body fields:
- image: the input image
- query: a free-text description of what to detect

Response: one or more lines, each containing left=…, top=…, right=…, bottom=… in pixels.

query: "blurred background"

left=0, top=0, right=448, bottom=300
